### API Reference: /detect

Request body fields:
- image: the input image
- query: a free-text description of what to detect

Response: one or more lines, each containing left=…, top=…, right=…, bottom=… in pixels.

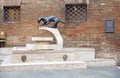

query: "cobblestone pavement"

left=0, top=66, right=119, bottom=78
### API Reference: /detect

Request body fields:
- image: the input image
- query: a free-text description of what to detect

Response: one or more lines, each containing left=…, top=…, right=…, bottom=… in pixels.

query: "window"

left=65, top=4, right=87, bottom=23
left=105, top=19, right=114, bottom=33
left=4, top=6, right=20, bottom=22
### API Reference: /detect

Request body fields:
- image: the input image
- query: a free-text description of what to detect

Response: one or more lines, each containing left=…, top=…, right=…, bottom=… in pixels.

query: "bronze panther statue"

left=37, top=16, right=65, bottom=28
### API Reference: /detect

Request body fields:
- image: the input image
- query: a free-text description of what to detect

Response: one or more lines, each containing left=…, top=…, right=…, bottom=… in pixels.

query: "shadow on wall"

left=0, top=31, right=6, bottom=47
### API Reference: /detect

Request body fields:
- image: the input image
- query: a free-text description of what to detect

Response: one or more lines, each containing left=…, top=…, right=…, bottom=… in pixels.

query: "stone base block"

left=0, top=61, right=87, bottom=71
left=31, top=37, right=53, bottom=44
left=13, top=47, right=28, bottom=51
left=0, top=48, right=13, bottom=55
left=12, top=48, right=95, bottom=63
left=31, top=37, right=53, bottom=42
left=26, top=44, right=57, bottom=50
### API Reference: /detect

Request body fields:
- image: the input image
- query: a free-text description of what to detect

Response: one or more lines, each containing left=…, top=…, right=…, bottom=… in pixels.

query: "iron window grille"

left=65, top=3, right=87, bottom=23
left=3, top=6, right=20, bottom=22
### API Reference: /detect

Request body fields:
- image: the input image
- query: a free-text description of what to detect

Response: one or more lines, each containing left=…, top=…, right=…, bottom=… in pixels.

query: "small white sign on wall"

left=0, top=31, right=4, bottom=35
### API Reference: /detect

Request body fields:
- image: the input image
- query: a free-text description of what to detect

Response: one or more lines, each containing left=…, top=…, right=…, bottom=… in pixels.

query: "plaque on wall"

left=63, top=54, right=68, bottom=61
left=105, top=19, right=114, bottom=33
left=21, top=55, right=27, bottom=62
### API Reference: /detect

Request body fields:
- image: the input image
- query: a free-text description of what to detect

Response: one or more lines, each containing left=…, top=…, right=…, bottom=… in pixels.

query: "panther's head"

left=37, top=17, right=42, bottom=23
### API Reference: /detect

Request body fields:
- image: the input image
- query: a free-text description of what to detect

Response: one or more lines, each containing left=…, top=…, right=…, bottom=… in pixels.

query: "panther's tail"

left=59, top=20, right=65, bottom=24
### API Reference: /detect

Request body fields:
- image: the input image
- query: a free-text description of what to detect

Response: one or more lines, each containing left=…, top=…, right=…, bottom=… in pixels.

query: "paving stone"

left=0, top=66, right=119, bottom=78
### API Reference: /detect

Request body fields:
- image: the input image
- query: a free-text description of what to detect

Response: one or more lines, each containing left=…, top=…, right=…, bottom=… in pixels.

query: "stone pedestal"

left=26, top=44, right=57, bottom=50
left=31, top=37, right=53, bottom=44
left=26, top=37, right=57, bottom=50
left=13, top=27, right=64, bottom=51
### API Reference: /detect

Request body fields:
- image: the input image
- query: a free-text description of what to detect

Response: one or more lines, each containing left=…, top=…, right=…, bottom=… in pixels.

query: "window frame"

left=65, top=3, right=87, bottom=23
left=3, top=6, right=21, bottom=23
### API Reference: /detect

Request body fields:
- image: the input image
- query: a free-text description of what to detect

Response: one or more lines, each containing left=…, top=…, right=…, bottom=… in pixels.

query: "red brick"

left=0, top=0, right=120, bottom=63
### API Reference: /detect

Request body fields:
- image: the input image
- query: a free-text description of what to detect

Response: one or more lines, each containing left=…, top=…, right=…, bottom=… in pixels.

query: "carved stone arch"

left=39, top=27, right=63, bottom=50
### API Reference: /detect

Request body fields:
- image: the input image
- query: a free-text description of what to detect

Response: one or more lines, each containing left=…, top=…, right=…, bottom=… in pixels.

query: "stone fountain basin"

left=0, top=48, right=116, bottom=71
left=11, top=48, right=95, bottom=63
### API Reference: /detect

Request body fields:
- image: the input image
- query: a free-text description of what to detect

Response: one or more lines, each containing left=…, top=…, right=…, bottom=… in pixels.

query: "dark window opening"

left=65, top=3, right=87, bottom=23
left=0, top=31, right=6, bottom=47
left=105, top=19, right=114, bottom=33
left=0, top=42, right=5, bottom=47
left=3, top=6, right=20, bottom=22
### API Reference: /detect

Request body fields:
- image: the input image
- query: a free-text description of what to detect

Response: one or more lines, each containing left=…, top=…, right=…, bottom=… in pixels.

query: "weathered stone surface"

left=0, top=0, right=120, bottom=63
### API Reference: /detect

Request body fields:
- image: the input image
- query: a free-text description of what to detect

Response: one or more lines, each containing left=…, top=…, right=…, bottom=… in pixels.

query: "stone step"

left=31, top=37, right=53, bottom=42
left=0, top=61, right=87, bottom=71
left=31, top=37, right=53, bottom=44
left=0, top=48, right=12, bottom=55
left=26, top=44, right=57, bottom=50
left=0, top=58, right=116, bottom=71
left=84, top=59, right=116, bottom=67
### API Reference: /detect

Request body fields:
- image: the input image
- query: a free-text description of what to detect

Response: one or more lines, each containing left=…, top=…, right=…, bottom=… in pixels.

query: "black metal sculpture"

left=37, top=16, right=65, bottom=28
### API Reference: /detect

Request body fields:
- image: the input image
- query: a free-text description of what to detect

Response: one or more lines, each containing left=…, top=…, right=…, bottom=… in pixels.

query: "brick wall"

left=0, top=0, right=120, bottom=64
